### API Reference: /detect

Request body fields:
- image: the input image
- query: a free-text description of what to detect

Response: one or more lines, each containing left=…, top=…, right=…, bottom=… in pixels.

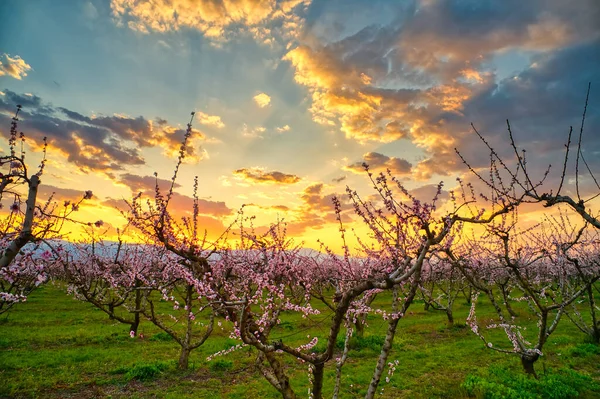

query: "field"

left=1, top=284, right=599, bottom=399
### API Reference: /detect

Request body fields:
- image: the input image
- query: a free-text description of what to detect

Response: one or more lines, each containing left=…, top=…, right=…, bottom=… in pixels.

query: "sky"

left=0, top=0, right=599, bottom=250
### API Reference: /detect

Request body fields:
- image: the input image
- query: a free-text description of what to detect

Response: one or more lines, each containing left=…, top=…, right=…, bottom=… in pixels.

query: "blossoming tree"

left=0, top=106, right=95, bottom=313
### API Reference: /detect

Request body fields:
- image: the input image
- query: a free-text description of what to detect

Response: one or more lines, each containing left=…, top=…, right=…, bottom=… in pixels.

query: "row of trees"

left=1, top=92, right=599, bottom=399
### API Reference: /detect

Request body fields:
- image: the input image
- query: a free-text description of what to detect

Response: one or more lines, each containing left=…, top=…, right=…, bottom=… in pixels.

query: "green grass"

left=1, top=285, right=599, bottom=398
left=462, top=366, right=598, bottom=399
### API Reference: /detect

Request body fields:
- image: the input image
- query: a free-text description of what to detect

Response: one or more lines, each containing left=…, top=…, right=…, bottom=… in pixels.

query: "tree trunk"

left=311, top=363, right=325, bottom=399
left=355, top=317, right=365, bottom=338
left=130, top=312, right=140, bottom=336
left=520, top=352, right=539, bottom=378
left=178, top=346, right=191, bottom=370
left=280, top=384, right=296, bottom=399
left=265, top=351, right=297, bottom=399
left=446, top=308, right=454, bottom=327
left=588, top=286, right=600, bottom=343
left=463, top=285, right=472, bottom=305
left=0, top=175, right=39, bottom=269
left=366, top=277, right=420, bottom=399
left=501, top=285, right=518, bottom=318
left=177, top=285, right=194, bottom=370
left=130, top=283, right=142, bottom=335
left=356, top=294, right=376, bottom=338
left=365, top=317, right=400, bottom=399
left=592, top=329, right=600, bottom=344
left=333, top=327, right=352, bottom=399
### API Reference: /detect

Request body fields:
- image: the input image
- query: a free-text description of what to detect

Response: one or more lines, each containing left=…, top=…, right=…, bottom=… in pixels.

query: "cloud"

left=105, top=173, right=233, bottom=218
left=110, top=0, right=312, bottom=46
left=83, top=1, right=99, bottom=20
left=0, top=90, right=208, bottom=173
left=233, top=168, right=301, bottom=184
left=283, top=0, right=600, bottom=181
left=233, top=182, right=353, bottom=237
left=283, top=43, right=422, bottom=143
left=344, top=152, right=412, bottom=176
left=0, top=54, right=32, bottom=80
left=241, top=124, right=267, bottom=139
left=284, top=182, right=353, bottom=235
left=276, top=124, right=291, bottom=133
left=66, top=112, right=205, bottom=162
left=196, top=112, right=225, bottom=129
left=166, top=191, right=233, bottom=217
left=303, top=183, right=324, bottom=195
left=253, top=92, right=271, bottom=108
left=37, top=184, right=95, bottom=203
left=119, top=173, right=232, bottom=217
left=416, top=37, right=600, bottom=182
left=105, top=192, right=230, bottom=235
left=408, top=184, right=449, bottom=205
left=244, top=203, right=291, bottom=213
left=300, top=183, right=347, bottom=215
left=270, top=204, right=291, bottom=212
left=116, top=173, right=181, bottom=194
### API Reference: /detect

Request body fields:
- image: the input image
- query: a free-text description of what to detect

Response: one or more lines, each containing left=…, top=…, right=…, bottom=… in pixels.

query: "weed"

left=569, top=343, right=600, bottom=357
left=149, top=332, right=174, bottom=342
left=124, top=362, right=170, bottom=381
left=462, top=366, right=598, bottom=399
left=275, top=321, right=295, bottom=331
left=336, top=335, right=386, bottom=351
left=209, top=359, right=233, bottom=372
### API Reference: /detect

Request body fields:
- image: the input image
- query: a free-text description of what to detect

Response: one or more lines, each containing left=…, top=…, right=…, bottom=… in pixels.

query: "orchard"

left=2, top=2, right=600, bottom=397
left=1, top=96, right=599, bottom=398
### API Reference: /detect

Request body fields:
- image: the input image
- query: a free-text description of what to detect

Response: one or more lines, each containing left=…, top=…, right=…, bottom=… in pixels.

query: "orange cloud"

left=241, top=124, right=266, bottom=139
left=344, top=152, right=412, bottom=176
left=37, top=184, right=95, bottom=203
left=281, top=1, right=600, bottom=184
left=233, top=168, right=301, bottom=184
left=426, top=84, right=471, bottom=113
left=116, top=173, right=180, bottom=194
left=460, top=68, right=485, bottom=83
left=284, top=46, right=361, bottom=90
left=276, top=124, right=291, bottom=133
left=253, top=92, right=271, bottom=108
left=244, top=203, right=291, bottom=213
left=281, top=182, right=354, bottom=236
left=283, top=45, right=420, bottom=143
left=104, top=186, right=232, bottom=219
left=196, top=112, right=225, bottom=129
left=111, top=0, right=312, bottom=46
left=0, top=90, right=215, bottom=174
left=0, top=54, right=32, bottom=80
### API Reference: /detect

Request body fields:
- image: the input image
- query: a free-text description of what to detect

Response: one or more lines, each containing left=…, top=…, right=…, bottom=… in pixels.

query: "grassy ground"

left=1, top=284, right=599, bottom=398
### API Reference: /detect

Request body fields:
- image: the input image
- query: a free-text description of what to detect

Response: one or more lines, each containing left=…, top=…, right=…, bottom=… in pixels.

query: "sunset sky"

left=1, top=0, right=599, bottom=249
